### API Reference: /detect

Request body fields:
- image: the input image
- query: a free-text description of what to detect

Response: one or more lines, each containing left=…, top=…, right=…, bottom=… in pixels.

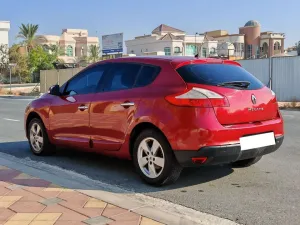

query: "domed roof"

left=244, top=20, right=260, bottom=27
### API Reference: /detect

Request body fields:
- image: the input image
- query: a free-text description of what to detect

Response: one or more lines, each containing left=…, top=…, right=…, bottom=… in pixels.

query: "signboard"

left=102, top=33, right=123, bottom=54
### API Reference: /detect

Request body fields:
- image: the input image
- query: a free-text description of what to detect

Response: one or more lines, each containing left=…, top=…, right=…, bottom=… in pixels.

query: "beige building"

left=126, top=24, right=218, bottom=57
left=206, top=20, right=285, bottom=59
left=35, top=29, right=99, bottom=63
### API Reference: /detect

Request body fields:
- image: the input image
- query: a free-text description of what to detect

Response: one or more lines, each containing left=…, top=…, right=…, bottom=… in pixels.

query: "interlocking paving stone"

left=9, top=213, right=38, bottom=221
left=58, top=191, right=89, bottom=206
left=83, top=215, right=114, bottom=225
left=140, top=217, right=165, bottom=225
left=59, top=201, right=105, bottom=218
left=0, top=196, right=22, bottom=208
left=42, top=205, right=88, bottom=221
left=6, top=189, right=44, bottom=202
left=11, top=179, right=51, bottom=188
left=13, top=173, right=38, bottom=180
left=9, top=201, right=45, bottom=213
left=0, top=167, right=166, bottom=225
left=84, top=198, right=107, bottom=208
left=0, top=170, right=21, bottom=182
left=102, top=204, right=128, bottom=218
left=34, top=213, right=62, bottom=221
left=39, top=198, right=64, bottom=206
left=6, top=184, right=23, bottom=191
left=0, top=208, right=16, bottom=221
left=4, top=221, right=31, bottom=225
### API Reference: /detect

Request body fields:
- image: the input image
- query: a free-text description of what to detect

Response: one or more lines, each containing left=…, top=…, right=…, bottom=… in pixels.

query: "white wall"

left=0, top=21, right=10, bottom=46
left=184, top=35, right=205, bottom=43
left=202, top=41, right=218, bottom=56
left=126, top=35, right=184, bottom=56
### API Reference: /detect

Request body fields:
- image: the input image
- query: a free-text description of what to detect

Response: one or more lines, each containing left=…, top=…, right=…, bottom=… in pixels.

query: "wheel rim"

left=29, top=123, right=43, bottom=153
left=137, top=138, right=165, bottom=179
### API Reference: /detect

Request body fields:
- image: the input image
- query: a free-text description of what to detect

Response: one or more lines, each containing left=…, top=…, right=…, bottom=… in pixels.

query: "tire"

left=133, top=129, right=182, bottom=186
left=231, top=156, right=262, bottom=168
left=27, top=118, right=55, bottom=155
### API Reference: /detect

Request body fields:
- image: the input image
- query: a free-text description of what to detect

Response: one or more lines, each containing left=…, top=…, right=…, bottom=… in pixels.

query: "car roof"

left=93, top=56, right=241, bottom=69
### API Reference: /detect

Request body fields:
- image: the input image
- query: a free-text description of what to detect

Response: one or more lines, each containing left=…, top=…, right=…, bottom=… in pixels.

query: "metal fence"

left=40, top=68, right=84, bottom=93
left=238, top=56, right=300, bottom=102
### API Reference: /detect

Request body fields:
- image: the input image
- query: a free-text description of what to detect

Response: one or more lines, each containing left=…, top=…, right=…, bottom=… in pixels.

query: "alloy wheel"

left=29, top=123, right=43, bottom=153
left=137, top=138, right=165, bottom=179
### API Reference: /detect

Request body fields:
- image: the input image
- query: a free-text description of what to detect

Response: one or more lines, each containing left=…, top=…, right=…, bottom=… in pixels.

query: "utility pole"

left=195, top=32, right=198, bottom=56
left=8, top=63, right=16, bottom=93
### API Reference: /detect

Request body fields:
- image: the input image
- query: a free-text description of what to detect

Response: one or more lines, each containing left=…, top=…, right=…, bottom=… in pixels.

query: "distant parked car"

left=24, top=56, right=284, bottom=186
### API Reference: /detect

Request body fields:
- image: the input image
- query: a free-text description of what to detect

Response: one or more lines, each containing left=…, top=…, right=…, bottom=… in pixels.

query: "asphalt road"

left=0, top=97, right=299, bottom=225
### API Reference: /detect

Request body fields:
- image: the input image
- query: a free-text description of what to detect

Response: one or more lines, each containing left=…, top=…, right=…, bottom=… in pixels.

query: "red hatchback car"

left=25, top=56, right=284, bottom=186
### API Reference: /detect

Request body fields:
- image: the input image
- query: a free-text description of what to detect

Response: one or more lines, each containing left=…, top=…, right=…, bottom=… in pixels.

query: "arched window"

left=262, top=42, right=268, bottom=55
left=66, top=45, right=73, bottom=57
left=274, top=42, right=280, bottom=50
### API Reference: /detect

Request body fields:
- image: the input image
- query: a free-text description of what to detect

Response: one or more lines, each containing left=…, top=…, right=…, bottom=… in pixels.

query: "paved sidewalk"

left=0, top=166, right=163, bottom=225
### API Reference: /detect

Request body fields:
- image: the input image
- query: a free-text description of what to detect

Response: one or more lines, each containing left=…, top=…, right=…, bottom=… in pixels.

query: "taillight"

left=165, top=87, right=229, bottom=107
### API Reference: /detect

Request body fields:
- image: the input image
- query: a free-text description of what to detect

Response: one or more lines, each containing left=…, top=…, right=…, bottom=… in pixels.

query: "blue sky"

left=1, top=0, right=298, bottom=49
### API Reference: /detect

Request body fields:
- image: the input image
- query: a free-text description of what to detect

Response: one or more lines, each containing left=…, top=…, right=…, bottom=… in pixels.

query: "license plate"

left=240, top=132, right=275, bottom=151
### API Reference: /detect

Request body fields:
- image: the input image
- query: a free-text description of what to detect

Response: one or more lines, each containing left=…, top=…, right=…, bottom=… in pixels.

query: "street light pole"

left=195, top=32, right=198, bottom=56
left=9, top=66, right=11, bottom=93
left=8, top=63, right=16, bottom=94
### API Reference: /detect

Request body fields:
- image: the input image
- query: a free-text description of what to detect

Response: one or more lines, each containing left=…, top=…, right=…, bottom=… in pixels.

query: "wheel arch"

left=26, top=111, right=44, bottom=139
left=129, top=122, right=171, bottom=158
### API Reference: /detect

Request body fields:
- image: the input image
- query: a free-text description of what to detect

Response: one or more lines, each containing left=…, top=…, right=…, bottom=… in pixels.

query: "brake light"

left=165, top=87, right=229, bottom=107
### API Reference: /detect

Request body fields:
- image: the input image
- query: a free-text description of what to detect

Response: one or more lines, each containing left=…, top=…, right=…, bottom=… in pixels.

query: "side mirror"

left=48, top=84, right=60, bottom=96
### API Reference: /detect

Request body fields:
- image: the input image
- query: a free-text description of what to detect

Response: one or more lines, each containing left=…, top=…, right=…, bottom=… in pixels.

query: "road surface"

left=0, top=97, right=299, bottom=225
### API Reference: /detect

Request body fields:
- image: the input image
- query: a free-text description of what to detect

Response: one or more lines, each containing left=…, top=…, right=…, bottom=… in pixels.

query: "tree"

left=28, top=46, right=56, bottom=74
left=0, top=44, right=9, bottom=73
left=88, top=45, right=100, bottom=63
left=9, top=44, right=30, bottom=82
left=296, top=41, right=300, bottom=56
left=17, top=23, right=39, bottom=52
left=48, top=44, right=65, bottom=57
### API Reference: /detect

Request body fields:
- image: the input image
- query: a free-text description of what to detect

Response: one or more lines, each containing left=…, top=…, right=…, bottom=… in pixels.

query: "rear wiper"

left=217, top=81, right=250, bottom=88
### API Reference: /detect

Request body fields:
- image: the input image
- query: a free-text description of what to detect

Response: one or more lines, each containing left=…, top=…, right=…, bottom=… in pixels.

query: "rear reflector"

left=192, top=157, right=208, bottom=164
left=165, top=87, right=229, bottom=107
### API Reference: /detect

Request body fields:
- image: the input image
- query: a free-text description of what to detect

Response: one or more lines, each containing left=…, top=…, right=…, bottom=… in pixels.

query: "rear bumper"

left=174, top=135, right=284, bottom=167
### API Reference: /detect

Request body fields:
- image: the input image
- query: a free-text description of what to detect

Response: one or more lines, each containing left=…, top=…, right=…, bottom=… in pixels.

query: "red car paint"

left=25, top=56, right=284, bottom=161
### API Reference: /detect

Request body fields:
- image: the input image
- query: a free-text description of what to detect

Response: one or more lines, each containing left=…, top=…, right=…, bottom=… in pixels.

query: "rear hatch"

left=175, top=62, right=278, bottom=125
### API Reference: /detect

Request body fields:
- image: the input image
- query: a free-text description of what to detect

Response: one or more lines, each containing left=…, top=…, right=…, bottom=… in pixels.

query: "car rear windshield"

left=176, top=64, right=264, bottom=90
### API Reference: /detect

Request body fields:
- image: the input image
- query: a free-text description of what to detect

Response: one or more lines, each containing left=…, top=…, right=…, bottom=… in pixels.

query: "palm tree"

left=48, top=44, right=65, bottom=57
left=17, top=23, right=39, bottom=52
left=89, top=45, right=100, bottom=63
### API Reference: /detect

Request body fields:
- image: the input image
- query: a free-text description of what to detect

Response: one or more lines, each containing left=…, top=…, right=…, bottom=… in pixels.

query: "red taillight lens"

left=165, top=87, right=229, bottom=108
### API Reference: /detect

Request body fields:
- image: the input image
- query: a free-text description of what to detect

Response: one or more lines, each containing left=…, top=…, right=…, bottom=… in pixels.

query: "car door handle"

left=78, top=105, right=89, bottom=111
left=120, top=102, right=135, bottom=108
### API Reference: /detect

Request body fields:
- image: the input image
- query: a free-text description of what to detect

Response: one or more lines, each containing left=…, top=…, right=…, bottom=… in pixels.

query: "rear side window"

left=176, top=64, right=264, bottom=90
left=103, top=63, right=141, bottom=91
left=135, top=65, right=160, bottom=87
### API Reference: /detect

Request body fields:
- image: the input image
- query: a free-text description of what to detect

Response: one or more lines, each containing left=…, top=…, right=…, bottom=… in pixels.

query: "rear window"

left=176, top=64, right=264, bottom=90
